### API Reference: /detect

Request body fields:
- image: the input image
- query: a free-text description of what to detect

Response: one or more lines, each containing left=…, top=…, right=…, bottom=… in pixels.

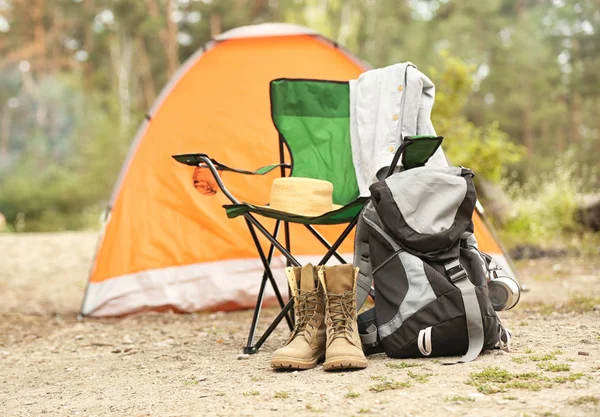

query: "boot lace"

left=326, top=290, right=356, bottom=340
left=291, top=289, right=320, bottom=340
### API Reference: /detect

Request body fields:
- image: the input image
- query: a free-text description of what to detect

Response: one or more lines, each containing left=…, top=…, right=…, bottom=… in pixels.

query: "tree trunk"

left=210, top=13, right=222, bottom=37
left=147, top=0, right=179, bottom=77
left=165, top=0, right=179, bottom=77
left=135, top=37, right=158, bottom=109
left=0, top=109, right=12, bottom=162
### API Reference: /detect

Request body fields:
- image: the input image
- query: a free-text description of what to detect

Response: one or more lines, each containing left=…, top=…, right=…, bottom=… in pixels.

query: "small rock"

left=579, top=325, right=588, bottom=330
left=74, top=335, right=83, bottom=340
left=123, top=335, right=134, bottom=344
left=196, top=376, right=207, bottom=382
left=593, top=305, right=600, bottom=311
left=468, top=392, right=484, bottom=398
left=153, top=339, right=175, bottom=348
left=574, top=379, right=587, bottom=385
left=111, top=348, right=122, bottom=354
left=237, top=354, right=250, bottom=360
left=1, top=351, right=10, bottom=356
left=578, top=351, right=590, bottom=356
left=581, top=339, right=592, bottom=344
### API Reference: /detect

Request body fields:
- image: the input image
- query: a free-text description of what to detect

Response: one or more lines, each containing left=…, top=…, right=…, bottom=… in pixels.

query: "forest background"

left=0, top=0, right=598, bottom=252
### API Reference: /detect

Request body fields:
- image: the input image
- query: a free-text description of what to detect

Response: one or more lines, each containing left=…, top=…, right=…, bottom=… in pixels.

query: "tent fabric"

left=82, top=23, right=518, bottom=317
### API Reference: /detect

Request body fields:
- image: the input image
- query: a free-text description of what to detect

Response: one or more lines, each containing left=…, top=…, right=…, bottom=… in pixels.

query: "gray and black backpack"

left=354, top=165, right=511, bottom=362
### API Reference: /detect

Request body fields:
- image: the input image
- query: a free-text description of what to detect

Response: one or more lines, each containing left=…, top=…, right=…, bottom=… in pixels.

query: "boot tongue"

left=300, top=263, right=317, bottom=292
left=325, top=264, right=355, bottom=294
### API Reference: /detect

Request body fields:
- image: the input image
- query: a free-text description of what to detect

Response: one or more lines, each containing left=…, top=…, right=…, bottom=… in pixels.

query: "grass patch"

left=530, top=350, right=562, bottom=362
left=568, top=395, right=598, bottom=406
left=504, top=395, right=517, bottom=400
left=524, top=347, right=534, bottom=354
left=243, top=390, right=259, bottom=396
left=521, top=296, right=600, bottom=315
left=445, top=395, right=475, bottom=403
left=345, top=392, right=360, bottom=399
left=385, top=361, right=421, bottom=369
left=305, top=404, right=323, bottom=412
left=215, top=393, right=225, bottom=397
left=468, top=367, right=513, bottom=384
left=553, top=372, right=584, bottom=383
left=370, top=375, right=387, bottom=381
left=407, top=370, right=433, bottom=383
left=369, top=380, right=411, bottom=392
left=563, top=295, right=600, bottom=313
left=274, top=391, right=289, bottom=399
left=511, top=356, right=527, bottom=364
left=466, top=367, right=554, bottom=394
left=537, top=363, right=570, bottom=372
left=183, top=379, right=199, bottom=386
left=358, top=409, right=371, bottom=414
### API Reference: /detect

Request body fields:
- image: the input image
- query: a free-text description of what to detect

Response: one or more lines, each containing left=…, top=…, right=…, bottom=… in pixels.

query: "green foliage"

left=500, top=159, right=598, bottom=248
left=0, top=74, right=133, bottom=232
left=431, top=53, right=525, bottom=183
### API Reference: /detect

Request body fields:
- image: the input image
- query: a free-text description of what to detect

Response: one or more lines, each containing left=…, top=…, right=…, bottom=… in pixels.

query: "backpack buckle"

left=444, top=259, right=468, bottom=282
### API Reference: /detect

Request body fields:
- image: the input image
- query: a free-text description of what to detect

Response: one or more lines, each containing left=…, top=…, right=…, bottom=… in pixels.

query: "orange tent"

left=82, top=23, right=518, bottom=317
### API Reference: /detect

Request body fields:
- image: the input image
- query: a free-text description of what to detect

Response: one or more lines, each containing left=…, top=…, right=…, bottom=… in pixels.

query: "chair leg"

left=283, top=221, right=295, bottom=327
left=244, top=271, right=269, bottom=354
left=240, top=213, right=358, bottom=354
left=304, top=224, right=346, bottom=264
left=317, top=214, right=360, bottom=265
left=245, top=219, right=293, bottom=328
left=245, top=298, right=294, bottom=354
left=242, top=218, right=295, bottom=354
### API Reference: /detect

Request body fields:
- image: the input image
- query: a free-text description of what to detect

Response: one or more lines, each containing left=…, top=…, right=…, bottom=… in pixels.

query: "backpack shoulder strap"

left=355, top=202, right=375, bottom=311
left=444, top=259, right=485, bottom=363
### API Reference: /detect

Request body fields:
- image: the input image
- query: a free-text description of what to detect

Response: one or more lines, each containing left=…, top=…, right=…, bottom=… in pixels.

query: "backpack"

left=354, top=165, right=511, bottom=362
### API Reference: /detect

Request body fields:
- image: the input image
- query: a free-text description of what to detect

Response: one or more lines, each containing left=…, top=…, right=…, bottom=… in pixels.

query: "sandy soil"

left=0, top=232, right=599, bottom=417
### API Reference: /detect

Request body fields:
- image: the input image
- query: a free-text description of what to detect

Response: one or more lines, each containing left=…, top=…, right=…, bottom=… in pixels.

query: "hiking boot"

left=271, top=264, right=326, bottom=370
left=318, top=264, right=368, bottom=371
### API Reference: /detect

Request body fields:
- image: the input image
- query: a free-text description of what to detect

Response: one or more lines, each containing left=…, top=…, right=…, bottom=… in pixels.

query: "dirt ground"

left=1, top=232, right=599, bottom=417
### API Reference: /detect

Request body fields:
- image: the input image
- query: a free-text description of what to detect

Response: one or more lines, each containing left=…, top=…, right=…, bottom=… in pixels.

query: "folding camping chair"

left=173, top=78, right=443, bottom=354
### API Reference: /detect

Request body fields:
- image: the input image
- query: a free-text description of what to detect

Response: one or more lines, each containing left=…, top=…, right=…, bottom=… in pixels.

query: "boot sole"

left=271, top=353, right=325, bottom=370
left=323, top=356, right=368, bottom=371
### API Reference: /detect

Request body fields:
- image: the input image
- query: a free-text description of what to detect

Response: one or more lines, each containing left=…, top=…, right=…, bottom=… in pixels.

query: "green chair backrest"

left=270, top=79, right=360, bottom=206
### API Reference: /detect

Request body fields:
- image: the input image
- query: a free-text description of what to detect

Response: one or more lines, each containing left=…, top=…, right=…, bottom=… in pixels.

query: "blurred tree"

left=0, top=0, right=598, bottom=231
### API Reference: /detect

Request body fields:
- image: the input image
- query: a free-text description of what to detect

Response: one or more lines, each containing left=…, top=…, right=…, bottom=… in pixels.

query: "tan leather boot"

left=318, top=264, right=368, bottom=371
left=271, top=264, right=326, bottom=370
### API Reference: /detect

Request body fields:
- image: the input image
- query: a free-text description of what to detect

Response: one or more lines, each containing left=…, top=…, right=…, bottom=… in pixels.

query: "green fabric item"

left=224, top=198, right=367, bottom=225
left=270, top=79, right=360, bottom=206
left=402, top=136, right=444, bottom=170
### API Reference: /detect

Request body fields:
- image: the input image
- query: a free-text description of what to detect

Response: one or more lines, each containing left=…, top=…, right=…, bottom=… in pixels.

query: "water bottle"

left=488, top=271, right=520, bottom=311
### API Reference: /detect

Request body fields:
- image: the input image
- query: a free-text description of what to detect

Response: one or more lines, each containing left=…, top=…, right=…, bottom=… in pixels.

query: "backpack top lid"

left=369, top=166, right=477, bottom=260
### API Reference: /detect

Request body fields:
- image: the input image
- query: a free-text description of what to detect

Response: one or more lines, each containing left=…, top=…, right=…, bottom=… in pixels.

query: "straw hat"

left=266, top=177, right=341, bottom=216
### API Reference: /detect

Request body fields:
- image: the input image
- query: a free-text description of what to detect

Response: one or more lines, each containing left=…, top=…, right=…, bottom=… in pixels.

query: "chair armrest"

left=172, top=153, right=241, bottom=204
left=385, top=135, right=444, bottom=177
left=172, top=153, right=290, bottom=175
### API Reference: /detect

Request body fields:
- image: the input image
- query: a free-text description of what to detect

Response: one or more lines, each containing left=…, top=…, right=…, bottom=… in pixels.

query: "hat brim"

left=251, top=203, right=343, bottom=218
